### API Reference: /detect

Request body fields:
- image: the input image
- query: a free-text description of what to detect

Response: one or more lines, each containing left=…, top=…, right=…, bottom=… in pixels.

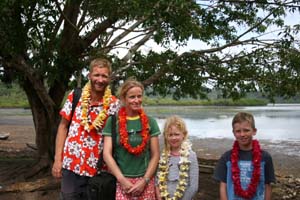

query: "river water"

left=144, top=104, right=300, bottom=142
left=1, top=105, right=299, bottom=156
left=0, top=104, right=299, bottom=141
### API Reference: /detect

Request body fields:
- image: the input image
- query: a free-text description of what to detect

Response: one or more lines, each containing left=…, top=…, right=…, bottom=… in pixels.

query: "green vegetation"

left=143, top=97, right=268, bottom=106
left=0, top=83, right=29, bottom=108
left=4, top=82, right=300, bottom=108
left=0, top=82, right=269, bottom=108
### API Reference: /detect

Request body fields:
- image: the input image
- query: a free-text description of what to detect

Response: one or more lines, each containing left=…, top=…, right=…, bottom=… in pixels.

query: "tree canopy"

left=0, top=0, right=300, bottom=162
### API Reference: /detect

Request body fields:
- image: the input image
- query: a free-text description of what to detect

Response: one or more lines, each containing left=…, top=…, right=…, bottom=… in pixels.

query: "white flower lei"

left=80, top=81, right=112, bottom=131
left=158, top=140, right=192, bottom=200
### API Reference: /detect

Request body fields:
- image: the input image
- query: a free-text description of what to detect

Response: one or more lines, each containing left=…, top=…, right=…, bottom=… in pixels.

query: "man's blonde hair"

left=89, top=58, right=112, bottom=75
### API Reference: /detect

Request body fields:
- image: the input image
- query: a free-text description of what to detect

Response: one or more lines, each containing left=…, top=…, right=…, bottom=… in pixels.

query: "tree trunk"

left=22, top=79, right=60, bottom=176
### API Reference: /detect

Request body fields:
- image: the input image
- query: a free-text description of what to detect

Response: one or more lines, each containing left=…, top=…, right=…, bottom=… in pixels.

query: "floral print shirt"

left=60, top=89, right=120, bottom=177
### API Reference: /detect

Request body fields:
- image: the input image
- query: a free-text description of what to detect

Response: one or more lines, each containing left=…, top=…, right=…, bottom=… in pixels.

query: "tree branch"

left=82, top=18, right=118, bottom=48
left=142, top=67, right=169, bottom=87
left=54, top=0, right=79, bottom=33
left=121, top=30, right=154, bottom=62
left=4, top=56, right=55, bottom=119
left=106, top=19, right=147, bottom=50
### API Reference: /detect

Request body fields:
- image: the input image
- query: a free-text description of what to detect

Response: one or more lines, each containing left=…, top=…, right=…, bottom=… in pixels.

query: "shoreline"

left=190, top=137, right=300, bottom=177
left=1, top=124, right=300, bottom=199
left=1, top=123, right=299, bottom=178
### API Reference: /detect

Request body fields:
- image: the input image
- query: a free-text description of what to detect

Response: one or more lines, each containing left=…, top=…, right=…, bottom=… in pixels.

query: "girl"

left=156, top=115, right=199, bottom=200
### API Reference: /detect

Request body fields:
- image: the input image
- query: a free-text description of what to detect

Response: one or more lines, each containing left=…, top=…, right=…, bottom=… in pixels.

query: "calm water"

left=1, top=104, right=299, bottom=141
left=144, top=104, right=300, bottom=142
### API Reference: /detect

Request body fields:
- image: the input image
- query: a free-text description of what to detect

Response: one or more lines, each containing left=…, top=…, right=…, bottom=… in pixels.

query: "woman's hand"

left=128, top=178, right=147, bottom=196
left=119, top=176, right=134, bottom=194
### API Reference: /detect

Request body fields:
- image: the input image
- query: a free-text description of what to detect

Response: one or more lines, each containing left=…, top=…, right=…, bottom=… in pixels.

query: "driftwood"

left=198, top=157, right=217, bottom=174
left=0, top=176, right=60, bottom=193
left=0, top=132, right=10, bottom=140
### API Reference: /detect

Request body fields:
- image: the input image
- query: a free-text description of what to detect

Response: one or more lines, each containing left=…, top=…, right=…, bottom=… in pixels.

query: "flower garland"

left=158, top=141, right=191, bottom=200
left=231, top=139, right=262, bottom=199
left=118, top=107, right=150, bottom=155
left=81, top=81, right=112, bottom=131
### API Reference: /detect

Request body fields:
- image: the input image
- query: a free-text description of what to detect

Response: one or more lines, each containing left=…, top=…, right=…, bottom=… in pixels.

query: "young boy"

left=213, top=112, right=276, bottom=200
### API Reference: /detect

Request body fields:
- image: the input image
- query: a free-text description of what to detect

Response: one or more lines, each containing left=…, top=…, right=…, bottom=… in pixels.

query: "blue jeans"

left=60, top=169, right=90, bottom=200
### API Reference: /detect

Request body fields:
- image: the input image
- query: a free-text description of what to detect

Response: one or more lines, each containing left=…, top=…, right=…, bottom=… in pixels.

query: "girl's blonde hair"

left=163, top=115, right=188, bottom=153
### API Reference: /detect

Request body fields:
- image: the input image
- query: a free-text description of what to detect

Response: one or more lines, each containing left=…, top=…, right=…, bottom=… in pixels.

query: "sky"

left=140, top=9, right=300, bottom=55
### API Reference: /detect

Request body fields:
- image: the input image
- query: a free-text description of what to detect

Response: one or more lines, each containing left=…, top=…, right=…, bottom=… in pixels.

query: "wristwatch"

left=144, top=177, right=150, bottom=184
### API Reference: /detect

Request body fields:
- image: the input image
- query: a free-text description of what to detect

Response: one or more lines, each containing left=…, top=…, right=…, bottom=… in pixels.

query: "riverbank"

left=1, top=125, right=300, bottom=199
left=1, top=123, right=299, bottom=177
left=190, top=137, right=300, bottom=177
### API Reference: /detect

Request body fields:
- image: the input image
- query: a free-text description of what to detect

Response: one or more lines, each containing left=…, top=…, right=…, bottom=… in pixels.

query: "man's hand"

left=52, top=160, right=63, bottom=178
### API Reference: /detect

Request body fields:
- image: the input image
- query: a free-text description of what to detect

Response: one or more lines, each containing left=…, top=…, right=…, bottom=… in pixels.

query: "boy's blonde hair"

left=163, top=115, right=188, bottom=153
left=232, top=112, right=256, bottom=129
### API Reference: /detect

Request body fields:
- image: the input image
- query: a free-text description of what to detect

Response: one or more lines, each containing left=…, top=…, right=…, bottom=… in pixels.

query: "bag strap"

left=97, top=115, right=116, bottom=170
left=111, top=115, right=116, bottom=157
left=68, top=88, right=81, bottom=128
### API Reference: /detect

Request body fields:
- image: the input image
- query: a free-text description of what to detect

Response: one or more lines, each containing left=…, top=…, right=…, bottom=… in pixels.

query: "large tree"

left=0, top=0, right=300, bottom=172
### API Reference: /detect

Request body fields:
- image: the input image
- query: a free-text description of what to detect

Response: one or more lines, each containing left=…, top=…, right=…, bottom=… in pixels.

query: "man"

left=52, top=58, right=120, bottom=199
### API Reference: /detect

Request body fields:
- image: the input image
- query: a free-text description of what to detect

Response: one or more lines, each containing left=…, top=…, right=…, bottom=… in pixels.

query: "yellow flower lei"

left=81, top=81, right=112, bottom=131
left=158, top=141, right=191, bottom=200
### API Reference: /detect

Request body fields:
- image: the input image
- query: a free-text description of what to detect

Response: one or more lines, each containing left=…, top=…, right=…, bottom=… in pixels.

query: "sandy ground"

left=0, top=115, right=300, bottom=199
left=1, top=122, right=300, bottom=177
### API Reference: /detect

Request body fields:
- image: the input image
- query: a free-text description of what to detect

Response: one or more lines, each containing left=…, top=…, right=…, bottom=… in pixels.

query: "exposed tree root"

left=24, top=157, right=51, bottom=179
left=0, top=176, right=59, bottom=193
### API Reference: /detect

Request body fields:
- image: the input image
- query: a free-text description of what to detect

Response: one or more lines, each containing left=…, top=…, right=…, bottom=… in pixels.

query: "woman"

left=103, top=79, right=160, bottom=200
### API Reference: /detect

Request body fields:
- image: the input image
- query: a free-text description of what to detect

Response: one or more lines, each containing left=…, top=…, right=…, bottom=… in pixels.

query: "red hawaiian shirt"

left=60, top=89, right=120, bottom=177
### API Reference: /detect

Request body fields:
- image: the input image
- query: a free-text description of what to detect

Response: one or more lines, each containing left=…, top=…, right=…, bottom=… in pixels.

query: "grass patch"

left=0, top=82, right=271, bottom=108
left=0, top=83, right=29, bottom=108
left=143, top=97, right=268, bottom=106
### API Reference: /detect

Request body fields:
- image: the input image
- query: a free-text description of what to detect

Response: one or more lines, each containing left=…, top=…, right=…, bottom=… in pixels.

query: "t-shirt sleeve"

left=59, top=90, right=75, bottom=121
left=149, top=116, right=161, bottom=137
left=102, top=116, right=113, bottom=136
left=213, top=151, right=230, bottom=183
left=264, top=151, right=276, bottom=184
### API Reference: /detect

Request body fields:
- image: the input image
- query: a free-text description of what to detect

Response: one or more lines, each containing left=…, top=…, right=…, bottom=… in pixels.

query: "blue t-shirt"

left=213, top=149, right=276, bottom=199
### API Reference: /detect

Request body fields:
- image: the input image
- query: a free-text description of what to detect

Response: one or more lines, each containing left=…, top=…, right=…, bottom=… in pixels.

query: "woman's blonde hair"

left=163, top=115, right=188, bottom=153
left=118, top=78, right=144, bottom=103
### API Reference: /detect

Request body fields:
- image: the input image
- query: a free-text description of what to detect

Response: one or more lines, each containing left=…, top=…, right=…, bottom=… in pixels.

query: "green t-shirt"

left=103, top=115, right=160, bottom=177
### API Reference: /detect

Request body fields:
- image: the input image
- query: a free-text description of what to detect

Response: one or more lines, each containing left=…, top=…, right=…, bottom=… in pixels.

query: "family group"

left=52, top=58, right=275, bottom=200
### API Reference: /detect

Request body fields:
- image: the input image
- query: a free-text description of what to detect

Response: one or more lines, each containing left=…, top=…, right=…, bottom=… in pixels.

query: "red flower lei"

left=231, top=140, right=262, bottom=199
left=118, top=107, right=150, bottom=155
